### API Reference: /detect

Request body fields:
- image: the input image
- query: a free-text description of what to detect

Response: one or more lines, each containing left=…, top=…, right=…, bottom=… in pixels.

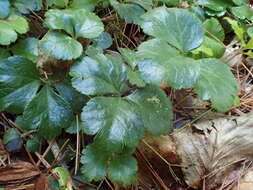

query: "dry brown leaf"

left=0, top=162, right=40, bottom=186
left=174, top=113, right=253, bottom=189
left=34, top=174, right=48, bottom=190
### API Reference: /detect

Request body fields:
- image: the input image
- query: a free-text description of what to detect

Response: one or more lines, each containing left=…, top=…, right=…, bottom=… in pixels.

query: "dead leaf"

left=174, top=113, right=253, bottom=189
left=0, top=162, right=40, bottom=186
left=35, top=174, right=48, bottom=190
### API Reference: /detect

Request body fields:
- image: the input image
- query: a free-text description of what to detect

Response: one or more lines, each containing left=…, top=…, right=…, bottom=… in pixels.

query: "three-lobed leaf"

left=39, top=32, right=83, bottom=60
left=137, top=39, right=200, bottom=89
left=108, top=155, right=137, bottom=185
left=18, top=85, right=74, bottom=139
left=0, top=57, right=41, bottom=114
left=195, top=59, right=238, bottom=112
left=44, top=9, right=104, bottom=39
left=141, top=7, right=204, bottom=52
left=0, top=15, right=29, bottom=45
left=70, top=54, right=127, bottom=96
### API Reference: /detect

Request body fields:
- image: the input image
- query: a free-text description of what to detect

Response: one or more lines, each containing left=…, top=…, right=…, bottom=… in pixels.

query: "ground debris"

left=0, top=162, right=40, bottom=188
left=174, top=113, right=253, bottom=189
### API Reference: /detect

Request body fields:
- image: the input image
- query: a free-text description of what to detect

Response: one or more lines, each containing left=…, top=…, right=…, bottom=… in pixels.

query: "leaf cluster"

left=0, top=0, right=243, bottom=186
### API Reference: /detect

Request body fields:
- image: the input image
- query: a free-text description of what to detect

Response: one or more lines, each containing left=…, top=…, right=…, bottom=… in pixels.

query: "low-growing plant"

left=0, top=0, right=243, bottom=186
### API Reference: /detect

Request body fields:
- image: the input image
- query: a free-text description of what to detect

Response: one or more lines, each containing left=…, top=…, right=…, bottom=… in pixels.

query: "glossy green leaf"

left=92, top=32, right=112, bottom=50
left=232, top=0, right=247, bottom=5
left=137, top=38, right=180, bottom=60
left=192, top=36, right=225, bottom=58
left=0, top=0, right=10, bottom=19
left=247, top=27, right=253, bottom=37
left=47, top=0, right=69, bottom=7
left=65, top=119, right=86, bottom=134
left=55, top=80, right=88, bottom=114
left=39, top=32, right=83, bottom=60
left=127, top=85, right=172, bottom=135
left=12, top=0, right=42, bottom=14
left=70, top=0, right=98, bottom=11
left=70, top=54, right=127, bottom=96
left=231, top=5, right=253, bottom=21
left=118, top=48, right=139, bottom=69
left=82, top=97, right=144, bottom=152
left=26, top=137, right=40, bottom=152
left=3, top=128, right=20, bottom=144
left=0, top=15, right=29, bottom=45
left=0, top=22, right=17, bottom=45
left=125, top=0, right=152, bottom=10
left=127, top=69, right=146, bottom=87
left=0, top=57, right=41, bottom=114
left=80, top=144, right=108, bottom=181
left=141, top=7, right=204, bottom=52
left=195, top=0, right=232, bottom=12
left=110, top=0, right=145, bottom=24
left=44, top=9, right=104, bottom=39
left=203, top=18, right=225, bottom=41
left=195, top=58, right=238, bottom=112
left=12, top=38, right=39, bottom=62
left=108, top=155, right=137, bottom=185
left=137, top=39, right=200, bottom=89
left=18, top=85, right=73, bottom=139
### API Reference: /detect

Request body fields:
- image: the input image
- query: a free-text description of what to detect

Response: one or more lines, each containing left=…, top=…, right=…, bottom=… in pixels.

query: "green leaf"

left=44, top=9, right=104, bottom=39
left=70, top=54, right=127, bottom=96
left=18, top=85, right=74, bottom=139
left=224, top=17, right=245, bottom=46
left=247, top=27, right=253, bottom=37
left=203, top=18, right=225, bottom=41
left=110, top=0, right=145, bottom=24
left=92, top=32, right=112, bottom=50
left=192, top=36, right=225, bottom=58
left=195, top=0, right=232, bottom=12
left=0, top=57, right=41, bottom=114
left=137, top=39, right=200, bottom=89
left=12, top=38, right=39, bottom=62
left=0, top=48, right=10, bottom=58
left=4, top=14, right=29, bottom=34
left=55, top=80, right=88, bottom=114
left=12, top=0, right=42, bottom=14
left=243, top=37, right=253, bottom=50
left=232, top=0, right=247, bottom=5
left=195, top=58, right=238, bottom=112
left=70, top=0, right=98, bottom=11
left=108, top=155, right=137, bottom=185
left=47, top=0, right=69, bottom=7
left=80, top=144, right=108, bottom=181
left=231, top=5, right=253, bottom=21
left=82, top=97, right=144, bottom=152
left=65, top=119, right=86, bottom=134
left=0, top=15, right=29, bottom=45
left=39, top=32, right=83, bottom=60
left=127, top=85, right=172, bottom=135
left=0, top=0, right=10, bottom=19
left=118, top=48, right=139, bottom=69
left=127, top=69, right=146, bottom=87
left=141, top=7, right=204, bottom=52
left=3, top=128, right=20, bottom=144
left=52, top=167, right=71, bottom=187
left=125, top=0, right=152, bottom=10
left=26, top=137, right=40, bottom=152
